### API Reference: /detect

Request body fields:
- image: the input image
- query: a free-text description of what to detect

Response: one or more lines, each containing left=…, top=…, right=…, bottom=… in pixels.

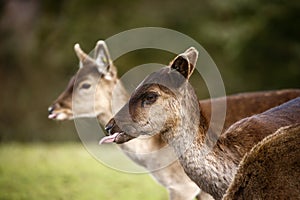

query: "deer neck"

left=97, top=79, right=129, bottom=126
left=161, top=83, right=208, bottom=154
left=161, top=86, right=236, bottom=200
left=97, top=112, right=113, bottom=126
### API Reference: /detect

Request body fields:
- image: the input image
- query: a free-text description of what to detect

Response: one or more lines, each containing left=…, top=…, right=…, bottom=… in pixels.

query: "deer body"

left=200, top=89, right=300, bottom=132
left=224, top=123, right=300, bottom=200
left=104, top=47, right=300, bottom=200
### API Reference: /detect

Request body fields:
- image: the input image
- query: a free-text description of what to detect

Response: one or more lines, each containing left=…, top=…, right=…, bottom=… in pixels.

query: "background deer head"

left=48, top=41, right=118, bottom=122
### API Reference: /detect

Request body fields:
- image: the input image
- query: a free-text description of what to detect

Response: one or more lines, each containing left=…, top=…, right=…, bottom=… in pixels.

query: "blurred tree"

left=233, top=1, right=300, bottom=90
left=0, top=0, right=299, bottom=142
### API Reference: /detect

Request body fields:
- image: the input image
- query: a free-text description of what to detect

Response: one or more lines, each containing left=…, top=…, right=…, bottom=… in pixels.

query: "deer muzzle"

left=100, top=118, right=136, bottom=144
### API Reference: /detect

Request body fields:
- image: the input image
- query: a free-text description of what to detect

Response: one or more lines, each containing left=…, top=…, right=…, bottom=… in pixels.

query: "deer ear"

left=74, top=43, right=94, bottom=68
left=94, top=40, right=112, bottom=72
left=170, top=47, right=198, bottom=79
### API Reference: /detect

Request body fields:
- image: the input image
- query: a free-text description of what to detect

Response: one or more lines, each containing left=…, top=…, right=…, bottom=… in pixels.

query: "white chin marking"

left=56, top=113, right=68, bottom=120
left=48, top=113, right=69, bottom=120
left=48, top=114, right=57, bottom=119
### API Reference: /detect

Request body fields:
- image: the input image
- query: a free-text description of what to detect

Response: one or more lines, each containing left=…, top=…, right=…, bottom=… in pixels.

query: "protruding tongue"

left=99, top=132, right=120, bottom=144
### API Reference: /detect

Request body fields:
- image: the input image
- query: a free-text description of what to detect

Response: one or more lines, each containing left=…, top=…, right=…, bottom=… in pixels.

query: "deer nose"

left=105, top=118, right=116, bottom=135
left=48, top=105, right=55, bottom=114
left=48, top=103, right=60, bottom=114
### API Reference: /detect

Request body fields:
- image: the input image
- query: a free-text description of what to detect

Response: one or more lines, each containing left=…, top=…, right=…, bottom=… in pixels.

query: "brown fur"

left=199, top=97, right=300, bottom=199
left=106, top=47, right=300, bottom=200
left=223, top=123, right=300, bottom=200
left=200, top=89, right=300, bottom=132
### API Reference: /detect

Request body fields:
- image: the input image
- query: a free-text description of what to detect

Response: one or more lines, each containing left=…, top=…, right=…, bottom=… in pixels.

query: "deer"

left=224, top=123, right=300, bottom=199
left=103, top=47, right=300, bottom=200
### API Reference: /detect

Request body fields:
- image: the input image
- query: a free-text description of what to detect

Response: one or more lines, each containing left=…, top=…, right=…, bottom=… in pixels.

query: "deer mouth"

left=99, top=132, right=135, bottom=144
left=48, top=113, right=65, bottom=120
left=48, top=111, right=73, bottom=120
left=100, top=118, right=136, bottom=144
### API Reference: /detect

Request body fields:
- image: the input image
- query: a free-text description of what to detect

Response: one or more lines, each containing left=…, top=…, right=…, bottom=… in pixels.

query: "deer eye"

left=81, top=83, right=91, bottom=89
left=142, top=92, right=159, bottom=107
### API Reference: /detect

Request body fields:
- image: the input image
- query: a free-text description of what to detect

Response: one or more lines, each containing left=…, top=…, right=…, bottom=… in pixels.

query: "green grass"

left=0, top=143, right=167, bottom=200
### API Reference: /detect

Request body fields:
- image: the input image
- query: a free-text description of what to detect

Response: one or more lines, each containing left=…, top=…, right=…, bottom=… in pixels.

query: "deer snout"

left=48, top=104, right=56, bottom=114
left=48, top=103, right=60, bottom=119
left=104, top=118, right=116, bottom=135
left=48, top=102, right=72, bottom=120
left=105, top=118, right=118, bottom=136
left=101, top=118, right=136, bottom=144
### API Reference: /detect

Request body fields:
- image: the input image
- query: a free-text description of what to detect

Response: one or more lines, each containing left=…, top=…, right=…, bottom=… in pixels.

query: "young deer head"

left=103, top=47, right=200, bottom=144
left=48, top=41, right=118, bottom=123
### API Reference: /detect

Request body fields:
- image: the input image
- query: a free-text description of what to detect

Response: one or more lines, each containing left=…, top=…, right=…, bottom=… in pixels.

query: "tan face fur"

left=48, top=41, right=117, bottom=121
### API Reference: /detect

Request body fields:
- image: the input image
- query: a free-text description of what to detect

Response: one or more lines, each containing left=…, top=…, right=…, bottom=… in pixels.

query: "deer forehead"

left=76, top=65, right=102, bottom=80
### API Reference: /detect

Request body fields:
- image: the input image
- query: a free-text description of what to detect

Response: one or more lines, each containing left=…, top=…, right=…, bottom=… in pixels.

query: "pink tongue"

left=99, top=132, right=119, bottom=144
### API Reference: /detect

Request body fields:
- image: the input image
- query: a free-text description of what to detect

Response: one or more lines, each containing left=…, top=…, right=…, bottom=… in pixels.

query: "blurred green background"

left=0, top=0, right=299, bottom=199
left=1, top=0, right=300, bottom=142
